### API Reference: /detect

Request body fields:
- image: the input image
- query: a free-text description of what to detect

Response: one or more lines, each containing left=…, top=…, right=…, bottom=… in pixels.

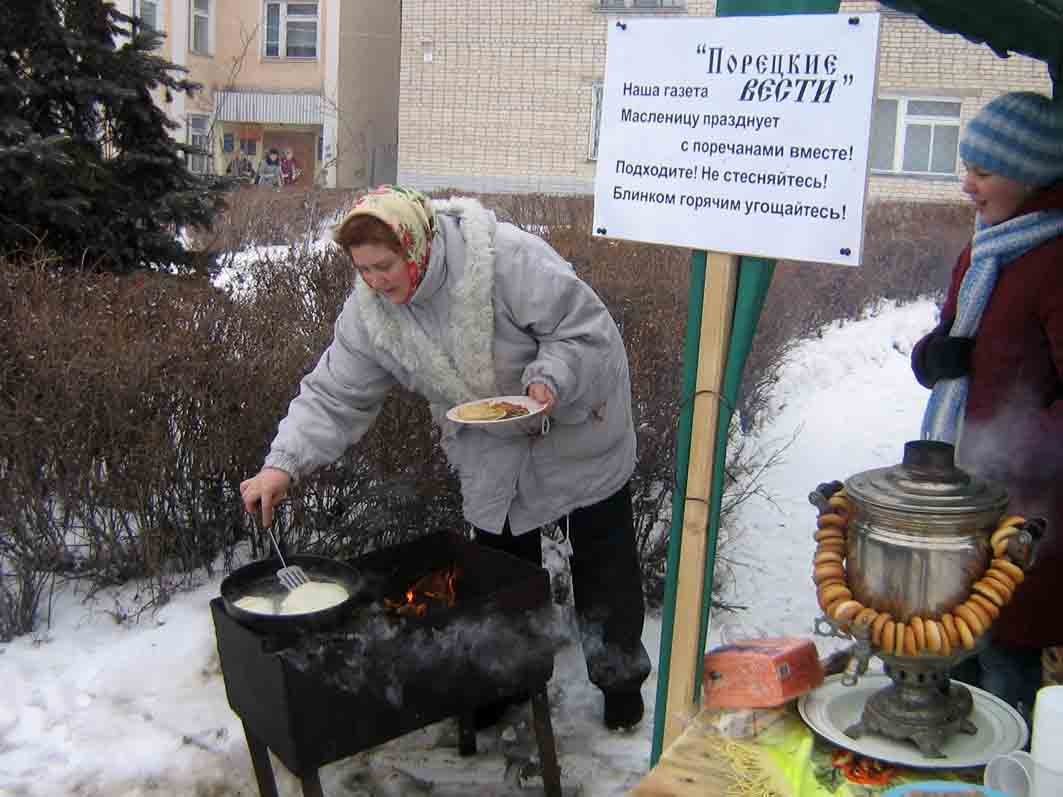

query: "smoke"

left=282, top=604, right=568, bottom=708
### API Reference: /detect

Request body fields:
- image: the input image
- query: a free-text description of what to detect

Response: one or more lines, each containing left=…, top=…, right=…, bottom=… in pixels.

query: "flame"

left=385, top=566, right=461, bottom=617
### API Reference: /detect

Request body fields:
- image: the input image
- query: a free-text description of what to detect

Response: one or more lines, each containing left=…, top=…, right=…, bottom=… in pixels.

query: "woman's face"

left=349, top=243, right=410, bottom=304
left=961, top=163, right=1036, bottom=225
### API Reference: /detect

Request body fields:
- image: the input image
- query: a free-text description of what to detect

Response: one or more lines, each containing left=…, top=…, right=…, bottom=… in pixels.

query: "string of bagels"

left=812, top=489, right=1027, bottom=657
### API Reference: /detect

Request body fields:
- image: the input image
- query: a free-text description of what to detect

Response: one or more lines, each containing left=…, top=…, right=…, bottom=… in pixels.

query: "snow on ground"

left=211, top=237, right=338, bottom=298
left=0, top=299, right=939, bottom=796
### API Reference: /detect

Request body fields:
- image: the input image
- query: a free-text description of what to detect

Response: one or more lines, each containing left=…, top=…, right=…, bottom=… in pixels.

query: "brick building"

left=397, top=0, right=1053, bottom=202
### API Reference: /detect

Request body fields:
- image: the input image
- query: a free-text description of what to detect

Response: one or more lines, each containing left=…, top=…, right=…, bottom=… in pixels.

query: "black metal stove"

left=211, top=531, right=561, bottom=797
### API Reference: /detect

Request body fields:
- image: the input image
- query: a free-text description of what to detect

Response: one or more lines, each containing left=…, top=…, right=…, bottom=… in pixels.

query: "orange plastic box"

left=702, top=637, right=824, bottom=709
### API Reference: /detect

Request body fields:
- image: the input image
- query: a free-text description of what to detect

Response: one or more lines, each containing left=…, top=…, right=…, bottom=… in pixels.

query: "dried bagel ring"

left=814, top=550, right=845, bottom=565
left=826, top=597, right=851, bottom=618
left=818, top=583, right=851, bottom=606
left=816, top=577, right=847, bottom=592
left=814, top=563, right=845, bottom=584
left=814, top=527, right=846, bottom=543
left=969, top=592, right=1001, bottom=621
left=871, top=612, right=892, bottom=647
left=990, top=525, right=1019, bottom=549
left=832, top=600, right=864, bottom=623
left=903, top=624, right=919, bottom=656
left=893, top=622, right=908, bottom=656
left=881, top=619, right=896, bottom=653
left=941, top=613, right=961, bottom=648
left=827, top=495, right=852, bottom=515
left=954, top=603, right=985, bottom=637
left=817, top=513, right=847, bottom=529
left=938, top=622, right=953, bottom=657
left=954, top=615, right=976, bottom=650
left=983, top=569, right=1015, bottom=600
left=972, top=579, right=1006, bottom=608
left=991, top=557, right=1025, bottom=584
left=924, top=619, right=943, bottom=655
left=853, top=607, right=879, bottom=627
left=962, top=599, right=992, bottom=631
left=818, top=591, right=845, bottom=613
left=910, top=616, right=927, bottom=651
left=993, top=538, right=1013, bottom=559
left=817, top=539, right=847, bottom=553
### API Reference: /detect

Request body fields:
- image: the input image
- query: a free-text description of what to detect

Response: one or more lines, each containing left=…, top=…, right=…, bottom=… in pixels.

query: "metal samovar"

left=811, top=440, right=1041, bottom=758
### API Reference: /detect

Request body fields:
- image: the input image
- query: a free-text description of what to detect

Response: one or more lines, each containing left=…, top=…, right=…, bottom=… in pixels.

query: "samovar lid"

left=845, top=440, right=1008, bottom=516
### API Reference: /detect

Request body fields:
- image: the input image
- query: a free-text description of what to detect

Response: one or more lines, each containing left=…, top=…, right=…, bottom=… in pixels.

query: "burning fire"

left=385, top=566, right=461, bottom=617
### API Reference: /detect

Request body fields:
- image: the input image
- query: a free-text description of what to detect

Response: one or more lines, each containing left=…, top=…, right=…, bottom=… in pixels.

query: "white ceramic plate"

left=798, top=673, right=1028, bottom=769
left=445, top=395, right=546, bottom=425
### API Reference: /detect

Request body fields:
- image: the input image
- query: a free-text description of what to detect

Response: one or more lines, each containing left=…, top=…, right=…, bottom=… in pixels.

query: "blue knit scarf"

left=921, top=210, right=1063, bottom=443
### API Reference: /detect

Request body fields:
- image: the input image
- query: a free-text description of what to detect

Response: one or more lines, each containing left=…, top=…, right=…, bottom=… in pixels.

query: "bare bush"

left=189, top=185, right=354, bottom=264
left=0, top=190, right=973, bottom=634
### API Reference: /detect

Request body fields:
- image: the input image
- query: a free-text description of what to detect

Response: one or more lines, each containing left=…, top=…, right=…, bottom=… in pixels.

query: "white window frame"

left=589, top=81, right=604, bottom=161
left=263, top=1, right=320, bottom=60
left=190, top=0, right=211, bottom=55
left=187, top=114, right=213, bottom=174
left=870, top=95, right=962, bottom=177
left=135, top=0, right=160, bottom=31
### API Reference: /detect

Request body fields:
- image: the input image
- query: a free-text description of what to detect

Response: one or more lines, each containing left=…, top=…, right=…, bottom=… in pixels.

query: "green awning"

left=880, top=0, right=1063, bottom=93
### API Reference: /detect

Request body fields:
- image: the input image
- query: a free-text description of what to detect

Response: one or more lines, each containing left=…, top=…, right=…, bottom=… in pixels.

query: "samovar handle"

left=1007, top=518, right=1045, bottom=571
left=840, top=622, right=873, bottom=687
left=808, top=480, right=845, bottom=513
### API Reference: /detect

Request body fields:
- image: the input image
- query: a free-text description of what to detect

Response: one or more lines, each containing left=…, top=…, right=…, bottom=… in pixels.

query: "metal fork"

left=263, top=525, right=310, bottom=591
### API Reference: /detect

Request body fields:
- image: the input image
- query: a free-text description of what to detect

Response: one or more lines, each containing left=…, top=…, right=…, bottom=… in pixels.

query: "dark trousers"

left=951, top=640, right=1042, bottom=733
left=474, top=483, right=652, bottom=694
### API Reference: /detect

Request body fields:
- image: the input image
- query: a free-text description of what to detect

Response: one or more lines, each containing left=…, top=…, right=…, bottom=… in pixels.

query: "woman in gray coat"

left=240, top=185, right=651, bottom=730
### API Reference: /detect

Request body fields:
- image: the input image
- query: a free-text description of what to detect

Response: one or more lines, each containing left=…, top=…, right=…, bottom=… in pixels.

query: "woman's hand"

left=527, top=382, right=556, bottom=413
left=239, top=467, right=291, bottom=527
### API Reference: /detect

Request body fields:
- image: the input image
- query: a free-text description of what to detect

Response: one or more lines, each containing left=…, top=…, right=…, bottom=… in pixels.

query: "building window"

left=240, top=138, right=258, bottom=157
left=264, top=2, right=319, bottom=59
left=190, top=0, right=210, bottom=53
left=222, top=133, right=234, bottom=153
left=187, top=115, right=212, bottom=174
left=589, top=81, right=604, bottom=160
left=135, top=0, right=159, bottom=31
left=870, top=96, right=961, bottom=176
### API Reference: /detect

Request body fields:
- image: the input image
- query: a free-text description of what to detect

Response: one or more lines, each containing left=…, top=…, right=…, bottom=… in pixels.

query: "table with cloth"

left=634, top=706, right=988, bottom=796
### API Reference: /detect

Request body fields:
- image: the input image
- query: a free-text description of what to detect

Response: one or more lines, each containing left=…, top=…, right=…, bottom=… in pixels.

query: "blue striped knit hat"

left=959, top=91, right=1063, bottom=187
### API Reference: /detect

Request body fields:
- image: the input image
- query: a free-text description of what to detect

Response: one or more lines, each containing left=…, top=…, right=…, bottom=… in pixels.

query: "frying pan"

left=219, top=554, right=367, bottom=635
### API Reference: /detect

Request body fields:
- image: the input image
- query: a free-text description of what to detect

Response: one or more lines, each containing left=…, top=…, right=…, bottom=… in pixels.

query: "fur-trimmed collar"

left=354, top=196, right=499, bottom=408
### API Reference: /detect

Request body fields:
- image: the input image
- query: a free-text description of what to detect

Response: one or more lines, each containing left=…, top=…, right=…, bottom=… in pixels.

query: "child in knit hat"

left=912, top=91, right=1063, bottom=727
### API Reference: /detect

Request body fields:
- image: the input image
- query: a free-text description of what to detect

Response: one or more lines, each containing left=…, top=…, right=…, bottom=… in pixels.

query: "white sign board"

left=592, top=13, right=880, bottom=266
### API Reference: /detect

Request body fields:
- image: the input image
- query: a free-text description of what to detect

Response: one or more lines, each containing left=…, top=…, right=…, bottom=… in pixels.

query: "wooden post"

left=659, top=252, right=739, bottom=750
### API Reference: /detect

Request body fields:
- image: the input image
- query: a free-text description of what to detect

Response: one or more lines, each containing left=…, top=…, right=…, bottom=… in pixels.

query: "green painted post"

left=649, top=0, right=842, bottom=767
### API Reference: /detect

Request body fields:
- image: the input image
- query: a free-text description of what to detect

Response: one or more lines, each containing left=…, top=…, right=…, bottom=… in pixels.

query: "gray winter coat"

left=264, top=197, right=636, bottom=534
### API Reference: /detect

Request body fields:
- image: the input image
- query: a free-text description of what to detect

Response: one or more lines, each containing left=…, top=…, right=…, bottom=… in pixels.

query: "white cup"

left=984, top=750, right=1063, bottom=797
left=1032, top=684, right=1063, bottom=765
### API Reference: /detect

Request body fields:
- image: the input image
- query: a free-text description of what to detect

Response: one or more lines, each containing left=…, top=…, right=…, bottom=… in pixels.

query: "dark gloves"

left=911, top=319, right=975, bottom=388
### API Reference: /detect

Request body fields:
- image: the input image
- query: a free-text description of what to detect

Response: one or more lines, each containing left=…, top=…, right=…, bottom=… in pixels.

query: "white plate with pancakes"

left=446, top=395, right=546, bottom=425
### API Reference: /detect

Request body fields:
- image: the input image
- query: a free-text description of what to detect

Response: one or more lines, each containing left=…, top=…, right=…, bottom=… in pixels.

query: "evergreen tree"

left=0, top=0, right=226, bottom=273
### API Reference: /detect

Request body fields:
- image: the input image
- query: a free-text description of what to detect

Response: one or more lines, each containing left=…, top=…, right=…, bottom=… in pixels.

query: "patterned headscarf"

left=340, top=185, right=436, bottom=304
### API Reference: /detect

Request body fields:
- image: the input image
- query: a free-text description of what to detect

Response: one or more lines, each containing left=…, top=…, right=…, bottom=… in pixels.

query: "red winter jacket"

left=914, top=183, right=1063, bottom=649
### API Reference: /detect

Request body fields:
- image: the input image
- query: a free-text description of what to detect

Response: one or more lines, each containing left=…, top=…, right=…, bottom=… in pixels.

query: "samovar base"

left=843, top=658, right=977, bottom=759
